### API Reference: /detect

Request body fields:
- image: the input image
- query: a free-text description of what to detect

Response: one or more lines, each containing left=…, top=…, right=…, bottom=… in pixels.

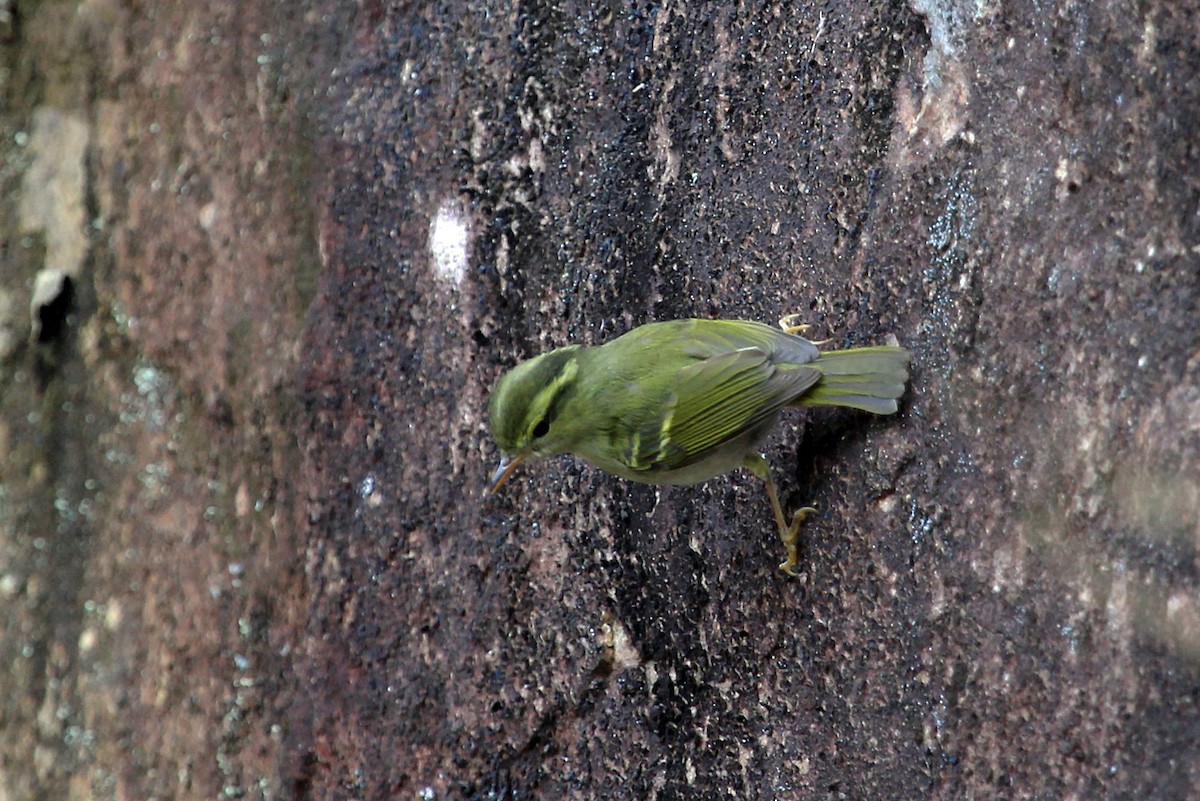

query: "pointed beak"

left=488, top=452, right=527, bottom=494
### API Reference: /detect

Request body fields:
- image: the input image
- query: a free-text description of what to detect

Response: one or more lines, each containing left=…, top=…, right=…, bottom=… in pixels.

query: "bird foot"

left=777, top=314, right=810, bottom=335
left=777, top=315, right=831, bottom=346
left=778, top=506, right=817, bottom=577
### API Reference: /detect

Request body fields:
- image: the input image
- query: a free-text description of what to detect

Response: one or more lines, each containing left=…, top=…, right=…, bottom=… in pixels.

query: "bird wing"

left=624, top=346, right=821, bottom=473
left=610, top=319, right=821, bottom=365
left=674, top=319, right=821, bottom=365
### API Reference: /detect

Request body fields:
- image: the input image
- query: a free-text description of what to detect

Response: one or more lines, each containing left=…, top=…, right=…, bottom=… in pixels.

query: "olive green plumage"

left=488, top=318, right=910, bottom=575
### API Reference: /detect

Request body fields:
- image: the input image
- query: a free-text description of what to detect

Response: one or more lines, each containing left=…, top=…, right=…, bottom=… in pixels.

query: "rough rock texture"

left=1, top=0, right=334, bottom=797
left=2, top=0, right=1198, bottom=799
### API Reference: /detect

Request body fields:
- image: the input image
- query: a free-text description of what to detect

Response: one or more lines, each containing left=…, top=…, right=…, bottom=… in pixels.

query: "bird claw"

left=777, top=506, right=817, bottom=577
left=777, top=314, right=832, bottom=346
left=777, top=313, right=810, bottom=335
left=745, top=453, right=817, bottom=579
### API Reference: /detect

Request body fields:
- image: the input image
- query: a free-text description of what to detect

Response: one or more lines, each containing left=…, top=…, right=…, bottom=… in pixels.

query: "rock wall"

left=2, top=0, right=1197, bottom=799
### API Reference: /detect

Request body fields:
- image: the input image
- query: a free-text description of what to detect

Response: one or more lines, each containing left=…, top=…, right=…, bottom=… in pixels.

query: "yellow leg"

left=777, top=314, right=831, bottom=346
left=777, top=313, right=810, bottom=335
left=744, top=454, right=817, bottom=577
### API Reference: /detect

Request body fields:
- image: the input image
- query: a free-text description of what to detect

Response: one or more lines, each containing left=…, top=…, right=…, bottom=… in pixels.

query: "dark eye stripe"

left=524, top=353, right=579, bottom=443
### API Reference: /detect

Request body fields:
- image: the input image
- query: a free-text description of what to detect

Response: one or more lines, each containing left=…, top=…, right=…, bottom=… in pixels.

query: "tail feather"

left=799, top=346, right=911, bottom=415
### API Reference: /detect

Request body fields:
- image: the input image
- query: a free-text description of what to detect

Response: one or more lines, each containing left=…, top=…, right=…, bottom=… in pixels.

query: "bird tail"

left=798, top=346, right=911, bottom=415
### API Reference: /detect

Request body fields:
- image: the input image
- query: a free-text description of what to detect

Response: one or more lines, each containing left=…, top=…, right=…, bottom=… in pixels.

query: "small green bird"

left=487, top=317, right=910, bottom=575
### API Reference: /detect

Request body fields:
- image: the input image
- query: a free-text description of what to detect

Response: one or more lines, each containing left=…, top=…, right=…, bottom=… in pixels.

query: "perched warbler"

left=487, top=317, right=910, bottom=576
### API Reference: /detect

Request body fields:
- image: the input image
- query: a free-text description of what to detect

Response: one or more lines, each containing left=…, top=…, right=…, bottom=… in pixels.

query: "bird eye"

left=532, top=417, right=550, bottom=439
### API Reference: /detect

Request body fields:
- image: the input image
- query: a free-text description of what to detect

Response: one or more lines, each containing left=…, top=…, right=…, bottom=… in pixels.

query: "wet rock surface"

left=2, top=0, right=1197, bottom=799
